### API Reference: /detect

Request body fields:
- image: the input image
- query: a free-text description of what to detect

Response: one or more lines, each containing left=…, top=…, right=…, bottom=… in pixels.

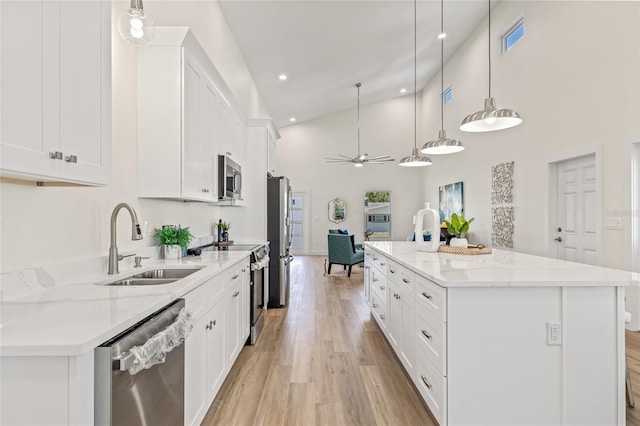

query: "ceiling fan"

left=325, top=83, right=395, bottom=167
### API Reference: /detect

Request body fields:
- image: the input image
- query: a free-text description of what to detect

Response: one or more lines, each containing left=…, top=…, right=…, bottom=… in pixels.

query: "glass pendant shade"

left=118, top=0, right=155, bottom=46
left=421, top=129, right=464, bottom=155
left=399, top=148, right=433, bottom=167
left=460, top=97, right=522, bottom=132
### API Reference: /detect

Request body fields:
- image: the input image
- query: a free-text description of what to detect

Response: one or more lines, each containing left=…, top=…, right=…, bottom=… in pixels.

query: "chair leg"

left=348, top=265, right=353, bottom=277
left=328, top=263, right=332, bottom=274
left=627, top=357, right=635, bottom=408
left=343, top=265, right=346, bottom=270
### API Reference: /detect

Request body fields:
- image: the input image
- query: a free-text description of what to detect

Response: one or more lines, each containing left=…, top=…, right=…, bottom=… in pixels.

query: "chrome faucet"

left=108, top=203, right=143, bottom=274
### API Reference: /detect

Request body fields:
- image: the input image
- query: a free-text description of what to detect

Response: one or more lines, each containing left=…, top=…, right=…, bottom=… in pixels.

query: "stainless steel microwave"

left=218, top=154, right=242, bottom=200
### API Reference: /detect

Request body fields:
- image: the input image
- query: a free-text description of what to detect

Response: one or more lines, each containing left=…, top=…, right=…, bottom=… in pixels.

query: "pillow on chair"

left=410, top=232, right=432, bottom=241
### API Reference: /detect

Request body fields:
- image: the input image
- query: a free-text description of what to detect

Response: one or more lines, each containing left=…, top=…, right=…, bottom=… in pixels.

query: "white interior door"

left=290, top=191, right=309, bottom=255
left=555, top=154, right=598, bottom=265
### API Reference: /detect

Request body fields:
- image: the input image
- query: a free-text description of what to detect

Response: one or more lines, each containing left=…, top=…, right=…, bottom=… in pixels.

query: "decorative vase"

left=163, top=244, right=182, bottom=259
left=222, top=231, right=229, bottom=242
left=450, top=237, right=468, bottom=248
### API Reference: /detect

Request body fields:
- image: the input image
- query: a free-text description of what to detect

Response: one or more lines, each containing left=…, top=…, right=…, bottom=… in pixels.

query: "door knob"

left=555, top=237, right=562, bottom=242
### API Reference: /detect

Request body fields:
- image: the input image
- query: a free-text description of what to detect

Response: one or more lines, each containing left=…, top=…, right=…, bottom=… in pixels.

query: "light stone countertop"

left=365, top=241, right=638, bottom=288
left=0, top=250, right=251, bottom=357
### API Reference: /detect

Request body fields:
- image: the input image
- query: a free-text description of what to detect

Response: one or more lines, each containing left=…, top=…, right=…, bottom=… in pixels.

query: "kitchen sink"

left=100, top=267, right=203, bottom=286
left=106, top=278, right=179, bottom=286
left=130, top=268, right=202, bottom=280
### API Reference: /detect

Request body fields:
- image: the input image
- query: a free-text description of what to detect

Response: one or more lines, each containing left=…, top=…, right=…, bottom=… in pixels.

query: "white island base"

left=364, top=242, right=632, bottom=426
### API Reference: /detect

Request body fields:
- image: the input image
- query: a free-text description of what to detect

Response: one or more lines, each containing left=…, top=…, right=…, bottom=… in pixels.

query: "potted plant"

left=444, top=213, right=474, bottom=248
left=215, top=220, right=231, bottom=242
left=154, top=225, right=194, bottom=259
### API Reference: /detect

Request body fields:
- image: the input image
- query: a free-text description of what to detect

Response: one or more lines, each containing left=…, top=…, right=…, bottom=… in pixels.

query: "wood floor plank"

left=201, top=256, right=440, bottom=426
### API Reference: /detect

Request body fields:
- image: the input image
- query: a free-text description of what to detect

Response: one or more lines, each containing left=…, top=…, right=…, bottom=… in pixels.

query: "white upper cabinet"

left=0, top=0, right=111, bottom=185
left=138, top=27, right=247, bottom=203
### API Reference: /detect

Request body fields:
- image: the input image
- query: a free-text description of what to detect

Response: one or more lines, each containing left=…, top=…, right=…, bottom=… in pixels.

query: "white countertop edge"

left=0, top=253, right=251, bottom=357
left=365, top=242, right=637, bottom=288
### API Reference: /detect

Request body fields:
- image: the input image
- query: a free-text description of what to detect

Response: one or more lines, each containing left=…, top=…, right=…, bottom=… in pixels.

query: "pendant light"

left=117, top=0, right=155, bottom=46
left=399, top=0, right=433, bottom=167
left=421, top=0, right=464, bottom=155
left=459, top=0, right=522, bottom=132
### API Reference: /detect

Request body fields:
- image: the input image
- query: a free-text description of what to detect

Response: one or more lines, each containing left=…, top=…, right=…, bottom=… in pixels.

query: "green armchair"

left=327, top=233, right=364, bottom=277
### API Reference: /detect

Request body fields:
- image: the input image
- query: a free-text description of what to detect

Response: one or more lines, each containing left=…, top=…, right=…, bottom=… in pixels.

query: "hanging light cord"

left=488, top=0, right=492, bottom=98
left=356, top=83, right=361, bottom=156
left=440, top=0, right=444, bottom=130
left=413, top=0, right=417, bottom=149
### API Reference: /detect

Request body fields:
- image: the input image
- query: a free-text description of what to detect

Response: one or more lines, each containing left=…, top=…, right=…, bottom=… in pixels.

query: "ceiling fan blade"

left=367, top=155, right=391, bottom=161
left=325, top=157, right=349, bottom=161
left=338, top=154, right=354, bottom=159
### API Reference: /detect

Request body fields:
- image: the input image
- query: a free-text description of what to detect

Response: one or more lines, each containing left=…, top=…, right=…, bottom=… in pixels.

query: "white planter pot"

left=162, top=244, right=182, bottom=259
left=450, top=237, right=468, bottom=248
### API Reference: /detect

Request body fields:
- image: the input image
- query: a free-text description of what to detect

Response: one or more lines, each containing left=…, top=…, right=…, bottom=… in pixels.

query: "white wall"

left=277, top=1, right=640, bottom=269
left=419, top=0, right=639, bottom=270
left=0, top=1, right=267, bottom=272
left=277, top=95, right=427, bottom=255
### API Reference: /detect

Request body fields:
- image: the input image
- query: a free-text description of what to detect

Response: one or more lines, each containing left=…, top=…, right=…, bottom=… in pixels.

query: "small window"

left=443, top=86, right=452, bottom=104
left=502, top=18, right=524, bottom=53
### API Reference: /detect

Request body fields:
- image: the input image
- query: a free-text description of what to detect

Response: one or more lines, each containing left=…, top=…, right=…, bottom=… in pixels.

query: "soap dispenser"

left=415, top=202, right=440, bottom=252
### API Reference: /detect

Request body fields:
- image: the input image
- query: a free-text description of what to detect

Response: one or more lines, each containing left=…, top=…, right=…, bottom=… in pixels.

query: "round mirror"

left=329, top=198, right=346, bottom=223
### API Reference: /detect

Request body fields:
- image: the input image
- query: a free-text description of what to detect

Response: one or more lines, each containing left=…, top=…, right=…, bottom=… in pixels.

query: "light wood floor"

left=202, top=255, right=436, bottom=426
left=627, top=329, right=640, bottom=425
left=202, top=255, right=640, bottom=425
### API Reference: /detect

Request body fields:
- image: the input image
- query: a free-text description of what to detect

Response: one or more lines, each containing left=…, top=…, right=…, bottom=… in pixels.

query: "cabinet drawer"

left=371, top=291, right=387, bottom=330
left=416, top=306, right=447, bottom=376
left=387, top=260, right=414, bottom=290
left=370, top=268, right=388, bottom=302
left=370, top=251, right=388, bottom=273
left=225, top=262, right=245, bottom=292
left=415, top=352, right=447, bottom=426
left=415, top=275, right=447, bottom=322
left=184, top=280, right=210, bottom=321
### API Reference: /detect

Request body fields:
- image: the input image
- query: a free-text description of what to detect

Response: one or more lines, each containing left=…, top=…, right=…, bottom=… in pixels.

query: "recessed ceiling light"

left=278, top=74, right=288, bottom=81
left=400, top=88, right=407, bottom=94
left=289, top=117, right=296, bottom=122
left=438, top=32, right=447, bottom=39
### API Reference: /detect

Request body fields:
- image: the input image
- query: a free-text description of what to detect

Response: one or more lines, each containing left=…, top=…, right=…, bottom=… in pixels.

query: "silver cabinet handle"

left=421, top=330, right=432, bottom=340
left=389, top=269, right=396, bottom=274
left=373, top=256, right=379, bottom=261
left=421, top=375, right=432, bottom=389
left=49, top=151, right=63, bottom=160
left=373, top=277, right=379, bottom=282
left=421, top=292, right=432, bottom=300
left=372, top=303, right=378, bottom=308
left=206, top=319, right=216, bottom=330
left=402, top=278, right=409, bottom=284
left=379, top=285, right=385, bottom=290
left=233, top=291, right=240, bottom=297
left=64, top=154, right=77, bottom=163
left=380, top=314, right=386, bottom=320
left=232, top=274, right=239, bottom=280
left=380, top=262, right=386, bottom=266
left=555, top=237, right=562, bottom=242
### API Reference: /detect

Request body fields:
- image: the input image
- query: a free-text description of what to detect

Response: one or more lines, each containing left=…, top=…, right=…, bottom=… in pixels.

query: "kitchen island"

left=0, top=249, right=252, bottom=426
left=364, top=241, right=638, bottom=426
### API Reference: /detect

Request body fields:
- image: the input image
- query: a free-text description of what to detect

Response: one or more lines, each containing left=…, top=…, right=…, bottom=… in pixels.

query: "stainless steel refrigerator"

left=267, top=175, right=293, bottom=308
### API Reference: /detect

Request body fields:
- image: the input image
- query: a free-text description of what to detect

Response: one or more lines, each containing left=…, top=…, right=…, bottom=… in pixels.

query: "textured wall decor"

left=491, top=161, right=514, bottom=204
left=491, top=206, right=514, bottom=248
left=439, top=181, right=464, bottom=223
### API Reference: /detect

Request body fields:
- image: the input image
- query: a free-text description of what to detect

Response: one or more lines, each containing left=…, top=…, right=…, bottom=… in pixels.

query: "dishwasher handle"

left=113, top=307, right=193, bottom=375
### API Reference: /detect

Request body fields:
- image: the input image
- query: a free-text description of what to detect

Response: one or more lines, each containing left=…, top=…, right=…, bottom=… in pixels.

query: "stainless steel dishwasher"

left=95, top=299, right=191, bottom=426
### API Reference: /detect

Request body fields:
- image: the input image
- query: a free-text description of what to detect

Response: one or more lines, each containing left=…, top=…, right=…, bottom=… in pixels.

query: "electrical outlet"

left=547, top=321, right=562, bottom=345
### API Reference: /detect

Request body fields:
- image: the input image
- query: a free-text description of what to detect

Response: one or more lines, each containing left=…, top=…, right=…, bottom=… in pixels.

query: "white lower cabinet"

left=184, top=257, right=250, bottom=426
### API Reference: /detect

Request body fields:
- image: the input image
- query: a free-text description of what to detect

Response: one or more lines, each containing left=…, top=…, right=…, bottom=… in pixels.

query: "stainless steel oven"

left=249, top=245, right=269, bottom=345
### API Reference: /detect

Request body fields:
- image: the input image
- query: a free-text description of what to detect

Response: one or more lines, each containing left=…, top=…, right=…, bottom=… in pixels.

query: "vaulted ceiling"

left=218, top=1, right=489, bottom=128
